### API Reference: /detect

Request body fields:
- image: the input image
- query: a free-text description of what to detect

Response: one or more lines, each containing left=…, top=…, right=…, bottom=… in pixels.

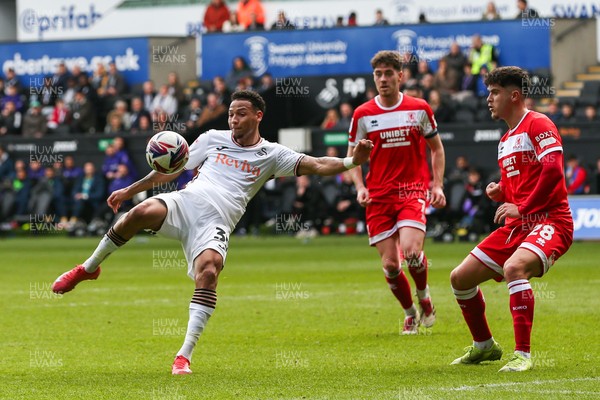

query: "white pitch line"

left=444, top=377, right=600, bottom=392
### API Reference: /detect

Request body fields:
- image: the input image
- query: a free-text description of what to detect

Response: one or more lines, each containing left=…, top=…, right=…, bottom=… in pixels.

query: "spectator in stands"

left=469, top=34, right=498, bottom=76
left=335, top=102, right=353, bottom=130
left=458, top=167, right=488, bottom=235
left=416, top=60, right=432, bottom=82
left=258, top=73, right=275, bottom=94
left=0, top=101, right=22, bottom=135
left=524, top=97, right=537, bottom=112
left=167, top=72, right=185, bottom=108
left=75, top=73, right=96, bottom=104
left=482, top=1, right=501, bottom=20
left=150, top=84, right=178, bottom=117
left=197, top=92, right=227, bottom=128
left=444, top=42, right=468, bottom=89
left=106, top=100, right=131, bottom=131
left=565, top=155, right=588, bottom=194
left=0, top=145, right=14, bottom=185
left=292, top=175, right=324, bottom=237
left=545, top=100, right=561, bottom=123
left=101, top=145, right=119, bottom=181
left=71, top=162, right=105, bottom=224
left=348, top=11, right=357, bottom=26
left=419, top=73, right=435, bottom=101
left=401, top=50, right=419, bottom=78
left=128, top=97, right=151, bottom=132
left=226, top=56, right=254, bottom=91
left=91, top=63, right=109, bottom=96
left=47, top=98, right=71, bottom=134
left=182, top=97, right=203, bottom=132
left=4, top=68, right=21, bottom=95
left=221, top=12, right=244, bottom=32
left=476, top=65, right=490, bottom=97
left=335, top=16, right=344, bottom=27
left=90, top=163, right=136, bottom=229
left=374, top=9, right=389, bottom=25
left=516, top=0, right=537, bottom=18
left=1, top=167, right=30, bottom=222
left=0, top=77, right=5, bottom=99
left=334, top=170, right=363, bottom=234
left=141, top=80, right=157, bottom=112
left=400, top=67, right=418, bottom=92
left=135, top=115, right=153, bottom=135
left=60, top=155, right=83, bottom=219
left=2, top=85, right=24, bottom=112
left=70, top=65, right=84, bottom=83
left=271, top=10, right=294, bottom=30
left=112, top=136, right=138, bottom=179
left=236, top=0, right=265, bottom=30
left=448, top=155, right=471, bottom=184
left=321, top=108, right=340, bottom=130
left=247, top=12, right=265, bottom=30
left=62, top=77, right=77, bottom=107
left=213, top=76, right=231, bottom=106
left=70, top=91, right=96, bottom=133
left=28, top=160, right=45, bottom=183
left=105, top=113, right=124, bottom=134
left=235, top=75, right=255, bottom=91
left=403, top=83, right=424, bottom=99
left=433, top=58, right=459, bottom=96
left=203, top=0, right=231, bottom=33
left=28, top=166, right=66, bottom=222
left=39, top=76, right=58, bottom=110
left=453, top=62, right=477, bottom=102
left=558, top=103, right=576, bottom=122
left=578, top=105, right=600, bottom=122
left=418, top=12, right=428, bottom=23
left=595, top=158, right=600, bottom=194
left=106, top=61, right=126, bottom=97
left=428, top=89, right=454, bottom=123
left=52, top=62, right=71, bottom=93
left=22, top=101, right=47, bottom=138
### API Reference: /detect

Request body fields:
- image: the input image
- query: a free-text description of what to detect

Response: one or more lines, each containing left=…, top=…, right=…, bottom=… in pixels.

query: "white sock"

left=82, top=235, right=119, bottom=273
left=176, top=303, right=214, bottom=361
left=403, top=304, right=418, bottom=317
left=474, top=338, right=495, bottom=350
left=516, top=350, right=531, bottom=359
left=416, top=285, right=430, bottom=301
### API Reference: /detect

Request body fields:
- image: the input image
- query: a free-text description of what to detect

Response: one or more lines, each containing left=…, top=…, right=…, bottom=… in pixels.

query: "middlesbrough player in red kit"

left=347, top=51, right=446, bottom=334
left=450, top=67, right=573, bottom=371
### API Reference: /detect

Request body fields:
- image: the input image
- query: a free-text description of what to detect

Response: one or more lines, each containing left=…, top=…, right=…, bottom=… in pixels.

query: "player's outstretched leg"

left=450, top=255, right=503, bottom=365
left=376, top=236, right=419, bottom=334
left=52, top=199, right=167, bottom=294
left=172, top=250, right=222, bottom=375
left=498, top=249, right=540, bottom=372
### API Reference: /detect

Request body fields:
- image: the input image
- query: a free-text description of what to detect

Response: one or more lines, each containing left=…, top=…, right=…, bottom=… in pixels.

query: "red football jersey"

left=497, top=110, right=571, bottom=224
left=349, top=94, right=437, bottom=202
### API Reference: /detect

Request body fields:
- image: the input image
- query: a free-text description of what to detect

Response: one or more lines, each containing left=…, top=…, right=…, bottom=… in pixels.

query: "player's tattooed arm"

left=296, top=139, right=373, bottom=176
left=107, top=170, right=184, bottom=213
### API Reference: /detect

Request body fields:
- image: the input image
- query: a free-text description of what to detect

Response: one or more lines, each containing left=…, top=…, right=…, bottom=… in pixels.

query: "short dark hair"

left=370, top=50, right=402, bottom=71
left=484, top=66, right=530, bottom=94
left=231, top=90, right=266, bottom=113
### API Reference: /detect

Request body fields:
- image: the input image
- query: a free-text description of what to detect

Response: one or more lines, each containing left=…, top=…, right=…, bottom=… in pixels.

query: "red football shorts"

left=366, top=192, right=427, bottom=246
left=471, top=217, right=573, bottom=281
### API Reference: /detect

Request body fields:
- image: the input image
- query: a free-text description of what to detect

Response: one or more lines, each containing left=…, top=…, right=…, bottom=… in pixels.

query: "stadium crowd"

left=0, top=0, right=599, bottom=238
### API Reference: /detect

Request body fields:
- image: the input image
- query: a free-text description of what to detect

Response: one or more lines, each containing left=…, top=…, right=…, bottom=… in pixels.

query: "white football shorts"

left=153, top=191, right=230, bottom=280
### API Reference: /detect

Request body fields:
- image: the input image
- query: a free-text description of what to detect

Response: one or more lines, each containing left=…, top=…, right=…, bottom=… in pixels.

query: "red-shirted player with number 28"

left=347, top=50, right=446, bottom=334
left=450, top=66, right=573, bottom=372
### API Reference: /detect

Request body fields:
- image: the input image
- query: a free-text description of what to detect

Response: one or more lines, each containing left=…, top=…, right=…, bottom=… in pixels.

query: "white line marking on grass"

left=445, top=377, right=600, bottom=392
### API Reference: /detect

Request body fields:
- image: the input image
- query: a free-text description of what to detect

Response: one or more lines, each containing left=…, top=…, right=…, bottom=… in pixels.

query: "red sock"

left=453, top=287, right=492, bottom=342
left=407, top=251, right=428, bottom=291
left=384, top=269, right=413, bottom=309
left=508, top=279, right=534, bottom=353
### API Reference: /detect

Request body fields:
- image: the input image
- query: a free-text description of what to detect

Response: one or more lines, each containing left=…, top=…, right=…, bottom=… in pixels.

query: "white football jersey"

left=181, top=130, right=304, bottom=229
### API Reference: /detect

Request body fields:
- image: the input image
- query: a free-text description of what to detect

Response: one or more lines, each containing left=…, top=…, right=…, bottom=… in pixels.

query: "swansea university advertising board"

left=202, top=20, right=550, bottom=79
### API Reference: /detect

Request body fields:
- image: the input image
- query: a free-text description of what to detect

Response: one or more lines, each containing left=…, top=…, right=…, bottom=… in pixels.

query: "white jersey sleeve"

left=185, top=130, right=211, bottom=170
left=273, top=144, right=305, bottom=177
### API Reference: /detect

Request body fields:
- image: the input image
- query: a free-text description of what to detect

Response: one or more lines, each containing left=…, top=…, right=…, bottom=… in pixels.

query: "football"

left=146, top=131, right=190, bottom=174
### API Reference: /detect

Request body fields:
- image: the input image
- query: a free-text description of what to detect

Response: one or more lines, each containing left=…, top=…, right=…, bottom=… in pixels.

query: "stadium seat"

left=457, top=96, right=478, bottom=112
left=454, top=109, right=476, bottom=123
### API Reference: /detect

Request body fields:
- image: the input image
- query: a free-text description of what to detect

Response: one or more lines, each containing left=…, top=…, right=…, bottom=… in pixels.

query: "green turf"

left=1, top=235, right=599, bottom=399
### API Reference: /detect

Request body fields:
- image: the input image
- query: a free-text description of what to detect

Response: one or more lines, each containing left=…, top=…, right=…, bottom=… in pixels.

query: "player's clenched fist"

left=352, top=139, right=373, bottom=165
left=486, top=182, right=505, bottom=202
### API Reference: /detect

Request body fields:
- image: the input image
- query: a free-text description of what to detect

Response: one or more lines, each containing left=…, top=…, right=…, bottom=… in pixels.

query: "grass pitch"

left=0, top=235, right=599, bottom=399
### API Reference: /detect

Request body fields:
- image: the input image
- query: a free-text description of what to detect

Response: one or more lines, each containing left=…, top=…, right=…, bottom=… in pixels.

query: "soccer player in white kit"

left=51, top=90, right=373, bottom=374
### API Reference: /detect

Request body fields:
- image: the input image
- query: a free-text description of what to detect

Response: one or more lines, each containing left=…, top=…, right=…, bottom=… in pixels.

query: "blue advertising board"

left=570, top=196, right=600, bottom=240
left=0, top=37, right=149, bottom=86
left=202, top=20, right=551, bottom=79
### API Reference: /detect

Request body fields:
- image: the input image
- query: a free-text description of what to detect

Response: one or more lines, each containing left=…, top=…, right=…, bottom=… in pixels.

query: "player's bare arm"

left=426, top=134, right=446, bottom=208
left=108, top=170, right=184, bottom=213
left=297, top=139, right=373, bottom=176
left=346, top=145, right=371, bottom=207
